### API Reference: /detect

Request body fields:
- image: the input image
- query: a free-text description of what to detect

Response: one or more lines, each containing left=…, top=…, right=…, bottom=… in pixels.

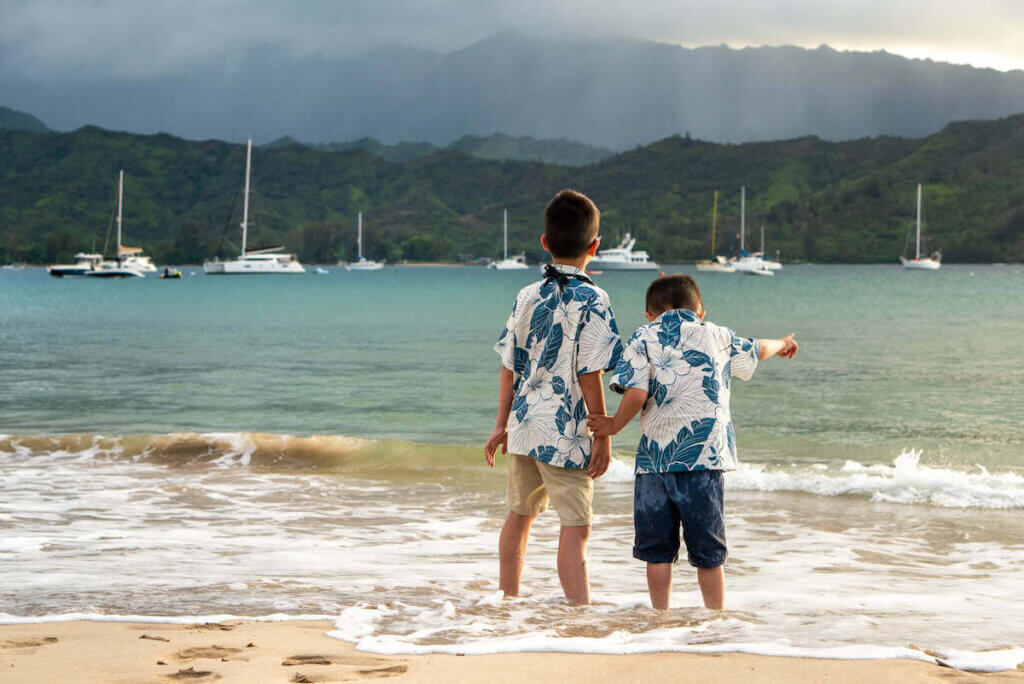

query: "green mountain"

left=1, top=116, right=1022, bottom=265
left=265, top=133, right=611, bottom=166
left=0, top=106, right=49, bottom=133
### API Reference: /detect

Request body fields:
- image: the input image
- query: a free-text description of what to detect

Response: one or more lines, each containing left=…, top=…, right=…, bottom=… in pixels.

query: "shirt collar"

left=548, top=263, right=587, bottom=277
left=653, top=308, right=702, bottom=325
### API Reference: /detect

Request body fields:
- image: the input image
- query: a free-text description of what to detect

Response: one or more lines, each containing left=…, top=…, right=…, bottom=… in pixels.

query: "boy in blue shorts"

left=485, top=189, right=623, bottom=605
left=588, top=274, right=797, bottom=610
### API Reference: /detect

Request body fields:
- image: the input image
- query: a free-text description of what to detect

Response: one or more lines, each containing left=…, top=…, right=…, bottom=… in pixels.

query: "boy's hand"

left=587, top=414, right=619, bottom=438
left=588, top=436, right=611, bottom=479
left=484, top=427, right=508, bottom=467
left=779, top=333, right=799, bottom=359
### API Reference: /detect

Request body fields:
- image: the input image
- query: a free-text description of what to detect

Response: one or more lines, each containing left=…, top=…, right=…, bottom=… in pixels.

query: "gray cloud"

left=2, top=0, right=1022, bottom=78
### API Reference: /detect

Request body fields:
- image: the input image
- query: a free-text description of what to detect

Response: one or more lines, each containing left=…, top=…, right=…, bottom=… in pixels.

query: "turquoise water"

left=2, top=264, right=1022, bottom=468
left=3, top=264, right=1024, bottom=668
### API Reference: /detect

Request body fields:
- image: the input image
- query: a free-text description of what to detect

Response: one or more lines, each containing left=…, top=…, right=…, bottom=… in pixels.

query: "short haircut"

left=543, top=189, right=600, bottom=258
left=646, top=274, right=703, bottom=315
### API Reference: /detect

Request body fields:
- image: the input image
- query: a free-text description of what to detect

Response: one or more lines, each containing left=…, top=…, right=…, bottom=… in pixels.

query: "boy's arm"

left=588, top=387, right=647, bottom=437
left=578, top=370, right=611, bottom=479
left=484, top=366, right=515, bottom=467
left=757, top=333, right=799, bottom=360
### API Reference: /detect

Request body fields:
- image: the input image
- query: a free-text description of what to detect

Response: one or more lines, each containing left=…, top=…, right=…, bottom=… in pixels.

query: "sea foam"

left=602, top=449, right=1024, bottom=509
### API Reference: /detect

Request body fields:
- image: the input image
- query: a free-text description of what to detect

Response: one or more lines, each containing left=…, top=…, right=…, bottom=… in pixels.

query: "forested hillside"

left=1, top=115, right=1022, bottom=264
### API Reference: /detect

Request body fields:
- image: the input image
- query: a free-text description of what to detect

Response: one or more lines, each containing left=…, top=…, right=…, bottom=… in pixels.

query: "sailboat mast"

left=915, top=183, right=922, bottom=260
left=711, top=191, right=718, bottom=257
left=761, top=225, right=765, bottom=253
left=503, top=209, right=508, bottom=261
left=740, top=186, right=746, bottom=253
left=241, top=138, right=252, bottom=257
left=358, top=212, right=363, bottom=260
left=116, top=170, right=123, bottom=254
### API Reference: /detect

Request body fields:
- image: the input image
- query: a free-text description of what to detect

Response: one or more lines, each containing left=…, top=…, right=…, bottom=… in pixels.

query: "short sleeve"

left=609, top=330, right=650, bottom=394
left=575, top=295, right=623, bottom=375
left=494, top=298, right=519, bottom=371
left=728, top=330, right=760, bottom=381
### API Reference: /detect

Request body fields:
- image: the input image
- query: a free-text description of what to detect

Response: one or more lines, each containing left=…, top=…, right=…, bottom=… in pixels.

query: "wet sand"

left=1, top=620, right=1020, bottom=683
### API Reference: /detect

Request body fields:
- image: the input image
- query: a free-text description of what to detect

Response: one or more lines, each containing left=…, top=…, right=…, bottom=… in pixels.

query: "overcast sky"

left=2, top=0, right=1022, bottom=78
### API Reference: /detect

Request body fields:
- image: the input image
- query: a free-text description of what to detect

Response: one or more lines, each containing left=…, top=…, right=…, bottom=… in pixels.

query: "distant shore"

left=1, top=619, right=1008, bottom=684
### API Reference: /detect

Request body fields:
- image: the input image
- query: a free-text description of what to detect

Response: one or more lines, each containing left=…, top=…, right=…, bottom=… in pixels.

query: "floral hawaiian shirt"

left=495, top=264, right=623, bottom=470
left=609, top=308, right=760, bottom=473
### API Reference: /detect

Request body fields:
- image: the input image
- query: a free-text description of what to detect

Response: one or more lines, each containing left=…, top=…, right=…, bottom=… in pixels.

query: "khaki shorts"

left=507, top=452, right=594, bottom=527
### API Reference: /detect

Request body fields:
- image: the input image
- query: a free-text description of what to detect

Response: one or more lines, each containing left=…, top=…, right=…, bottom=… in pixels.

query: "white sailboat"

left=730, top=186, right=773, bottom=276
left=111, top=171, right=156, bottom=273
left=589, top=232, right=659, bottom=271
left=487, top=209, right=529, bottom=270
left=87, top=170, right=145, bottom=278
left=697, top=191, right=735, bottom=273
left=346, top=212, right=384, bottom=271
left=900, top=183, right=941, bottom=270
left=204, top=139, right=305, bottom=275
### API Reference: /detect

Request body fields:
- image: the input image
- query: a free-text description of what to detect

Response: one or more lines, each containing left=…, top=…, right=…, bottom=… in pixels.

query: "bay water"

left=1, top=264, right=1022, bottom=670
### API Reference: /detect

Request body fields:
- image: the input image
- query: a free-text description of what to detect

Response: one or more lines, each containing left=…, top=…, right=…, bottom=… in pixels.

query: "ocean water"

left=1, top=264, right=1023, bottom=671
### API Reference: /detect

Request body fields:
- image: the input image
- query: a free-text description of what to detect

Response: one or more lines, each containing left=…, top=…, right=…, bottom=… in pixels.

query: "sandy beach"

left=0, top=620, right=1019, bottom=684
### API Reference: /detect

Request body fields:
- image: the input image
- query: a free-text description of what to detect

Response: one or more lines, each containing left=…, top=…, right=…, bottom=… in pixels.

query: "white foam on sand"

left=322, top=599, right=1024, bottom=673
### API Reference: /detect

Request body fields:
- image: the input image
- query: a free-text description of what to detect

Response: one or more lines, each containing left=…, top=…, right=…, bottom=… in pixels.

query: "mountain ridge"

left=1, top=113, right=1021, bottom=265
left=3, top=35, right=1023, bottom=148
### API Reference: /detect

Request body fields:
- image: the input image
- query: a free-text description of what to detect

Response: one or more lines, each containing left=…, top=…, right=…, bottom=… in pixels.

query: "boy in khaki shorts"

left=485, top=189, right=623, bottom=605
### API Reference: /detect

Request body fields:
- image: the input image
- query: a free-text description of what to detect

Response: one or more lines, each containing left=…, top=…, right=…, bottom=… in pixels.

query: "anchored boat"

left=204, top=139, right=305, bottom=275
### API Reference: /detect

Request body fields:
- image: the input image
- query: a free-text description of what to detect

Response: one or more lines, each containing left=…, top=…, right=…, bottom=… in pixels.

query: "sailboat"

left=345, top=212, right=384, bottom=271
left=487, top=209, right=529, bottom=270
left=86, top=170, right=146, bottom=278
left=697, top=191, right=735, bottom=273
left=204, top=139, right=305, bottom=275
left=900, top=183, right=941, bottom=270
left=730, top=186, right=773, bottom=276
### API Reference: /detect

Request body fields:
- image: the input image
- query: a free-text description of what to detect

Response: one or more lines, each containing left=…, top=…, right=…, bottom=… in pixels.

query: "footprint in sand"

left=165, top=666, right=220, bottom=681
left=0, top=637, right=58, bottom=651
left=176, top=645, right=241, bottom=661
left=357, top=664, right=409, bottom=679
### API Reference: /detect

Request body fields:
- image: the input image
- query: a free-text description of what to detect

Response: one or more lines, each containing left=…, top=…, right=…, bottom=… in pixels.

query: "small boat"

left=314, top=266, right=329, bottom=275
left=697, top=191, right=736, bottom=273
left=487, top=209, right=530, bottom=270
left=345, top=213, right=384, bottom=271
left=203, top=139, right=305, bottom=275
left=730, top=186, right=774, bottom=275
left=48, top=252, right=103, bottom=278
left=589, top=232, right=659, bottom=271
left=900, top=183, right=941, bottom=270
left=159, top=268, right=182, bottom=279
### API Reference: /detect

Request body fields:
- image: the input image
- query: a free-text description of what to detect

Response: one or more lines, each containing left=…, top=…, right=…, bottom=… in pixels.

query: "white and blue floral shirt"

left=610, top=309, right=760, bottom=473
left=495, top=265, right=623, bottom=470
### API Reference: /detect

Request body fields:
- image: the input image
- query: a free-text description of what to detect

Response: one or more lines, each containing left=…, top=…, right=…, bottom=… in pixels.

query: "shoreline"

left=2, top=619, right=1019, bottom=683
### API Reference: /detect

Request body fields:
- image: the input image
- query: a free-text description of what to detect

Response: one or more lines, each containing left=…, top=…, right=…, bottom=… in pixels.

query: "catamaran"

left=730, top=186, right=773, bottom=276
left=204, top=139, right=305, bottom=275
left=697, top=191, right=735, bottom=273
left=345, top=212, right=384, bottom=271
left=900, top=183, right=941, bottom=270
left=487, top=209, right=529, bottom=270
left=589, top=232, right=659, bottom=271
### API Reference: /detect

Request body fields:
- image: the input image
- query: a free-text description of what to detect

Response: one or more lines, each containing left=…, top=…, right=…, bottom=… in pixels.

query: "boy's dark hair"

left=543, top=189, right=600, bottom=258
left=646, top=274, right=703, bottom=315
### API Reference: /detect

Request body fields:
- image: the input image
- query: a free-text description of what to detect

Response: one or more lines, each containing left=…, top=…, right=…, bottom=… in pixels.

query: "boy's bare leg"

left=499, top=511, right=535, bottom=597
left=646, top=562, right=673, bottom=610
left=697, top=566, right=724, bottom=610
left=557, top=525, right=591, bottom=604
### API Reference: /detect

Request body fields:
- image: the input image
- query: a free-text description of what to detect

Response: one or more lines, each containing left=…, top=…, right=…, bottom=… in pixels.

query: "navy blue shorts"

left=633, top=470, right=727, bottom=568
